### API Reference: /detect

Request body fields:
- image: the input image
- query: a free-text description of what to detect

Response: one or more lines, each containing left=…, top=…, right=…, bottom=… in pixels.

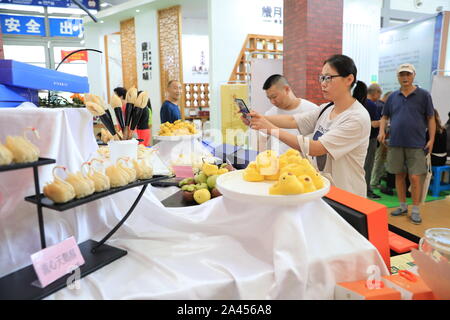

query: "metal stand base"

left=0, top=240, right=127, bottom=300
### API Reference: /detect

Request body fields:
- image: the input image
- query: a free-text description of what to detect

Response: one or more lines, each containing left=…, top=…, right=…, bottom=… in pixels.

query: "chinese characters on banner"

left=141, top=41, right=152, bottom=81
left=61, top=50, right=88, bottom=62
left=0, top=15, right=45, bottom=36
left=261, top=4, right=283, bottom=24
left=49, top=17, right=84, bottom=37
left=0, top=14, right=83, bottom=37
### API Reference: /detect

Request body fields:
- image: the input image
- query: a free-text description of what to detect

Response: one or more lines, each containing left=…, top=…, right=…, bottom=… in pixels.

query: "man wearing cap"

left=378, top=63, right=435, bottom=224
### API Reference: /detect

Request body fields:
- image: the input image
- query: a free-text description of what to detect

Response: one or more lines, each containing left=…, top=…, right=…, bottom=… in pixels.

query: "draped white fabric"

left=0, top=108, right=389, bottom=299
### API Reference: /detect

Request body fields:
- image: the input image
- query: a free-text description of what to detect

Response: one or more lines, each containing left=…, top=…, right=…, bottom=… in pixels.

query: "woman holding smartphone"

left=246, top=54, right=371, bottom=197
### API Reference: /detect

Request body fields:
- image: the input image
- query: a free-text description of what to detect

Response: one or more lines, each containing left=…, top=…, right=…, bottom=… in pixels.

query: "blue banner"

left=0, top=14, right=45, bottom=36
left=0, top=0, right=99, bottom=11
left=49, top=17, right=83, bottom=37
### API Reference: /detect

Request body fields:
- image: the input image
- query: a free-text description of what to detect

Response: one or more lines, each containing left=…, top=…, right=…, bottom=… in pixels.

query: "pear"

left=207, top=175, right=218, bottom=189
left=194, top=172, right=208, bottom=184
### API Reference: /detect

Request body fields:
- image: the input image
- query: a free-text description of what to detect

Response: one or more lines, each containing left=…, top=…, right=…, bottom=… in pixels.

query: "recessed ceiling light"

left=100, top=20, right=104, bottom=23
left=136, top=9, right=140, bottom=12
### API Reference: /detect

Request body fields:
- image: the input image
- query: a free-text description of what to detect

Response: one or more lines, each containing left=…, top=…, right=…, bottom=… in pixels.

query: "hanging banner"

left=0, top=0, right=99, bottom=11
left=49, top=17, right=83, bottom=37
left=60, top=50, right=88, bottom=62
left=0, top=14, right=45, bottom=36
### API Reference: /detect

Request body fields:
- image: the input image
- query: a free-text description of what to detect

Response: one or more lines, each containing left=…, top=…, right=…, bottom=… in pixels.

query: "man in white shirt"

left=261, top=74, right=318, bottom=154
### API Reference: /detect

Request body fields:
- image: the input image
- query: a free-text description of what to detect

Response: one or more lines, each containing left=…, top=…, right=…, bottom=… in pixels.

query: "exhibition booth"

left=0, top=0, right=449, bottom=301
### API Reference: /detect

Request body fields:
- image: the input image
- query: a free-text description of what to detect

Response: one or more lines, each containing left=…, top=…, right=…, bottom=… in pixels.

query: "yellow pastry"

left=269, top=172, right=304, bottom=195
left=117, top=158, right=137, bottom=183
left=86, top=159, right=110, bottom=192
left=310, top=172, right=324, bottom=189
left=43, top=166, right=76, bottom=203
left=297, top=175, right=317, bottom=193
left=256, top=150, right=279, bottom=176
left=243, top=161, right=264, bottom=182
left=0, top=143, right=13, bottom=166
left=5, top=127, right=40, bottom=163
left=132, top=159, right=153, bottom=180
left=105, top=164, right=129, bottom=188
left=65, top=171, right=95, bottom=199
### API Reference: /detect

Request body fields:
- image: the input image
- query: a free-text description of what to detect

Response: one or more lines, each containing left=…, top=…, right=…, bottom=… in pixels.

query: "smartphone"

left=234, top=98, right=251, bottom=119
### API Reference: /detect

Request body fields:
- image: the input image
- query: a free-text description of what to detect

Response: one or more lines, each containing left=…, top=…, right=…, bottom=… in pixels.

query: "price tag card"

left=31, top=236, right=85, bottom=288
left=172, top=165, right=194, bottom=178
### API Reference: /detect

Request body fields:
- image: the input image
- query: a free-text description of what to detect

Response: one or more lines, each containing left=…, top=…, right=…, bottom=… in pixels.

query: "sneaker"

left=410, top=212, right=422, bottom=224
left=406, top=191, right=411, bottom=198
left=367, top=190, right=381, bottom=199
left=391, top=207, right=408, bottom=216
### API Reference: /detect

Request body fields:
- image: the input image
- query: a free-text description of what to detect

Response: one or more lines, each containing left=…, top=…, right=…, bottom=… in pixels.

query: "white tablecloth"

left=0, top=108, right=389, bottom=299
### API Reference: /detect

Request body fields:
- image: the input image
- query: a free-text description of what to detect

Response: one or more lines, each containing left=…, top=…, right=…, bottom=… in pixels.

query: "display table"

left=42, top=187, right=389, bottom=299
left=0, top=108, right=389, bottom=299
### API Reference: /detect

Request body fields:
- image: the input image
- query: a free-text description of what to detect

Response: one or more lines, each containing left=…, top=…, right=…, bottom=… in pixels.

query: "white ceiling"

left=99, top=0, right=208, bottom=19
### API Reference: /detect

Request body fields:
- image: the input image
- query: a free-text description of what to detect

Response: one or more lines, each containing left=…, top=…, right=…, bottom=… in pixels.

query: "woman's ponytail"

left=352, top=80, right=367, bottom=105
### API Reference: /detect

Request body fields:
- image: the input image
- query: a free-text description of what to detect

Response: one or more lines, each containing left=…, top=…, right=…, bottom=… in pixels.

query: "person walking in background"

left=378, top=63, right=435, bottom=224
left=363, top=95, right=381, bottom=199
left=369, top=86, right=390, bottom=191
left=160, top=80, right=182, bottom=124
left=261, top=74, right=318, bottom=153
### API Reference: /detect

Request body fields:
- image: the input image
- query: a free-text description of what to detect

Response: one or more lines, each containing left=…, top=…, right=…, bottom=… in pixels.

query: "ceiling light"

left=100, top=20, right=104, bottom=23
left=136, top=9, right=140, bottom=12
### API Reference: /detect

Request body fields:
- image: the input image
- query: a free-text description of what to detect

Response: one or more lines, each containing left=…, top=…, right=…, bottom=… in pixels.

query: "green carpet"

left=371, top=182, right=450, bottom=208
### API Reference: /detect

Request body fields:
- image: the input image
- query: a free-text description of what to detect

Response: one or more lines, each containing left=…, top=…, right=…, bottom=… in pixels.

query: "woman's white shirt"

left=293, top=100, right=371, bottom=197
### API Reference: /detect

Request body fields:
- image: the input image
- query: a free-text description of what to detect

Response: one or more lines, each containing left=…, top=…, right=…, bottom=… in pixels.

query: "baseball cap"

left=397, top=63, right=416, bottom=74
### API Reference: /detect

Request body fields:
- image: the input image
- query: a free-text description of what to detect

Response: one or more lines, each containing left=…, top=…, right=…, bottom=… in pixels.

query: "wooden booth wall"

left=158, top=5, right=184, bottom=118
left=120, top=18, right=138, bottom=90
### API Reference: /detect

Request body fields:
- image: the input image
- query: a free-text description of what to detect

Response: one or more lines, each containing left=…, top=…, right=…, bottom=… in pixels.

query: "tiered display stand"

left=0, top=157, right=168, bottom=300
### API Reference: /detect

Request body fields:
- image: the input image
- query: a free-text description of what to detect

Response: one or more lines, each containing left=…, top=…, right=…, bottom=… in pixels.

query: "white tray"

left=154, top=133, right=201, bottom=141
left=216, top=170, right=330, bottom=205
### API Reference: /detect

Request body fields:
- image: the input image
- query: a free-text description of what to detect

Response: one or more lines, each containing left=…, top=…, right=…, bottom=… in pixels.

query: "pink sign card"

left=31, top=236, right=85, bottom=288
left=172, top=165, right=194, bottom=178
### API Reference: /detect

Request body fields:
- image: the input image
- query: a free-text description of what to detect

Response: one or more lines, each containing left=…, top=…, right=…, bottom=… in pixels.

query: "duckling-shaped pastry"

left=0, top=143, right=13, bottom=166
left=132, top=159, right=153, bottom=180
left=297, top=175, right=317, bottom=193
left=264, top=171, right=280, bottom=181
left=311, top=172, right=324, bottom=189
left=88, top=159, right=110, bottom=192
left=5, top=127, right=40, bottom=163
left=117, top=158, right=136, bottom=183
left=256, top=150, right=279, bottom=176
left=269, top=172, right=304, bottom=195
left=43, top=166, right=76, bottom=203
left=65, top=168, right=95, bottom=199
left=243, top=161, right=264, bottom=182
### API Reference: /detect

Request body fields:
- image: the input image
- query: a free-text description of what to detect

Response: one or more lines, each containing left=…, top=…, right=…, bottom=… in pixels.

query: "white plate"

left=216, top=170, right=330, bottom=205
left=154, top=133, right=201, bottom=141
